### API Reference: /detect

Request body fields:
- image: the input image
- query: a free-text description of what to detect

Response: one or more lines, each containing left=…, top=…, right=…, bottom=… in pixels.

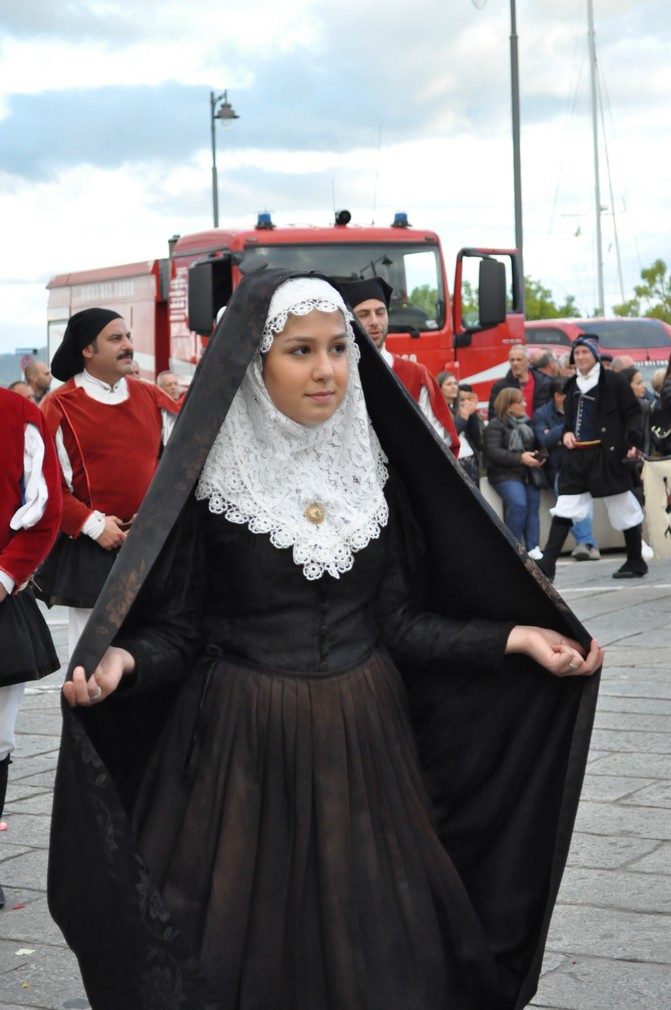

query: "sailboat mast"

left=588, top=0, right=604, bottom=313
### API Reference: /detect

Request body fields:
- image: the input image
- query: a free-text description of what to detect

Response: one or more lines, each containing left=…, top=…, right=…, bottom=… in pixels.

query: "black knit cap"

left=569, top=333, right=601, bottom=364
left=340, top=277, right=393, bottom=310
left=51, top=308, right=123, bottom=381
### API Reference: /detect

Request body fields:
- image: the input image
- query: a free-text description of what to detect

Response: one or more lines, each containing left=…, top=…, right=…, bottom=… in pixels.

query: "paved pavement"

left=1, top=551, right=670, bottom=1009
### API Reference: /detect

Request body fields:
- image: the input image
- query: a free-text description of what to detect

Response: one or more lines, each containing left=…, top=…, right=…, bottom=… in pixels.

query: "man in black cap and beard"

left=36, top=308, right=179, bottom=654
left=340, top=277, right=460, bottom=454
left=537, top=334, right=647, bottom=580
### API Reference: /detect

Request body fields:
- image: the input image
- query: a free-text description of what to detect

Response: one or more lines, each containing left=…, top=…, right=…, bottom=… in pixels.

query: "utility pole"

left=587, top=0, right=604, bottom=313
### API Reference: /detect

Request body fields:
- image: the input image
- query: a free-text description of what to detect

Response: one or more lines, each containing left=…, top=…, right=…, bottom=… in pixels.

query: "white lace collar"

left=196, top=277, right=389, bottom=580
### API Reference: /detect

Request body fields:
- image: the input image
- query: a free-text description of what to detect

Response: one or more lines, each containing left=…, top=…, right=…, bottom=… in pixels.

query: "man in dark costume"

left=48, top=271, right=601, bottom=1010
left=340, top=277, right=460, bottom=454
left=537, top=335, right=646, bottom=580
left=36, top=308, right=179, bottom=654
left=0, top=387, right=62, bottom=908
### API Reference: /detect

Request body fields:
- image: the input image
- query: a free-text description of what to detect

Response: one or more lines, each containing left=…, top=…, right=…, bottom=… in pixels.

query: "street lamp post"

left=472, top=0, right=524, bottom=312
left=509, top=0, right=524, bottom=312
left=210, top=90, right=239, bottom=228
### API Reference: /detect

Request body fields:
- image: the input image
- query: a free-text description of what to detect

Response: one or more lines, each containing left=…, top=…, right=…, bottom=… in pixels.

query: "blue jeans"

left=493, top=480, right=541, bottom=550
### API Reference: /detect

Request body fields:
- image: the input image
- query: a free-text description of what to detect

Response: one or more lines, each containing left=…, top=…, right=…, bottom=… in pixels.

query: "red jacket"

left=0, top=389, right=62, bottom=589
left=390, top=356, right=460, bottom=457
left=40, top=377, right=178, bottom=537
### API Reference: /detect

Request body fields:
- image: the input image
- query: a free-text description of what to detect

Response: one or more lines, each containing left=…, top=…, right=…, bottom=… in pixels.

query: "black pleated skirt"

left=33, top=532, right=119, bottom=609
left=130, top=652, right=506, bottom=1010
left=0, top=587, right=59, bottom=686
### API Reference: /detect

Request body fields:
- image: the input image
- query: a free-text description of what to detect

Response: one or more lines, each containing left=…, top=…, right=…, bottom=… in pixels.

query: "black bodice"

left=118, top=478, right=512, bottom=690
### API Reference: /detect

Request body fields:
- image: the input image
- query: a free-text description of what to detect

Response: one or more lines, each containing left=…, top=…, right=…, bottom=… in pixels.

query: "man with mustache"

left=36, top=309, right=178, bottom=653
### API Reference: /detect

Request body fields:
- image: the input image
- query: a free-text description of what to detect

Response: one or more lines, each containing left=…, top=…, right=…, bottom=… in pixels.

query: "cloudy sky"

left=0, top=0, right=669, bottom=358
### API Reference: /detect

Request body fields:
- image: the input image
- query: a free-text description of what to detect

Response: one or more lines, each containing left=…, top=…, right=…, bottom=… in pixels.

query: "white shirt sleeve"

left=2, top=423, right=50, bottom=595
left=55, top=426, right=73, bottom=489
left=162, top=408, right=177, bottom=445
left=418, top=386, right=453, bottom=446
left=10, top=424, right=49, bottom=531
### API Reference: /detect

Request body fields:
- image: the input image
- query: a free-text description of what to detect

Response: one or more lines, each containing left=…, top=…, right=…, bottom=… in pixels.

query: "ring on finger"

left=568, top=661, right=580, bottom=672
left=91, top=686, right=103, bottom=702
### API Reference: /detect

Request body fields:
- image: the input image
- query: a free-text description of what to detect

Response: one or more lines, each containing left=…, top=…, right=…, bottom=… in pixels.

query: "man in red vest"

left=36, top=309, right=179, bottom=654
left=340, top=278, right=459, bottom=457
left=0, top=387, right=62, bottom=907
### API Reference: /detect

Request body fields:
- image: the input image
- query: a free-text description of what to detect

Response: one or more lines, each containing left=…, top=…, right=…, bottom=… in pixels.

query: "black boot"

left=536, top=516, right=572, bottom=582
left=613, top=524, right=648, bottom=579
left=0, top=754, right=9, bottom=909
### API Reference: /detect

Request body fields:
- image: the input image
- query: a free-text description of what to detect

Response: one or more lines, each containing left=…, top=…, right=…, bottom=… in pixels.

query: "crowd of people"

left=0, top=320, right=186, bottom=909
left=435, top=341, right=671, bottom=580
left=5, top=277, right=667, bottom=1009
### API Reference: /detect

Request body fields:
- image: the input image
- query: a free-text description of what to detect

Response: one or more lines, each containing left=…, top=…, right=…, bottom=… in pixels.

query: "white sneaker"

left=528, top=546, right=544, bottom=561
left=642, top=539, right=655, bottom=560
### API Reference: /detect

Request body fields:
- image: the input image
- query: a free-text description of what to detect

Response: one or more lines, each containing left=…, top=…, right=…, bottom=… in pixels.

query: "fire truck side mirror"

left=188, top=260, right=217, bottom=335
left=188, top=258, right=234, bottom=336
left=478, top=258, right=507, bottom=329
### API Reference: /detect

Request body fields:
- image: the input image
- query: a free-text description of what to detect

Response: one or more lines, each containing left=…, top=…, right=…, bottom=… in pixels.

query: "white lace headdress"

left=196, top=277, right=389, bottom=579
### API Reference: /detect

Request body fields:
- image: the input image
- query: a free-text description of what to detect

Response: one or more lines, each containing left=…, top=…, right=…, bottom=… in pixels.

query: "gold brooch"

left=304, top=503, right=325, bottom=525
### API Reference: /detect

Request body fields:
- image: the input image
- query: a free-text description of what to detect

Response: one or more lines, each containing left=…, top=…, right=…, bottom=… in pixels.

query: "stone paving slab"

left=4, top=791, right=55, bottom=816
left=587, top=751, right=671, bottom=779
left=564, top=832, right=661, bottom=871
left=619, top=781, right=671, bottom=808
left=7, top=772, right=56, bottom=793
left=589, top=727, right=671, bottom=754
left=631, top=842, right=671, bottom=874
left=558, top=866, right=671, bottom=913
left=575, top=800, right=671, bottom=840
left=531, top=955, right=671, bottom=1010
left=578, top=774, right=657, bottom=803
left=593, top=709, right=671, bottom=731
left=547, top=904, right=669, bottom=962
left=1, top=852, right=52, bottom=894
left=0, top=893, right=68, bottom=946
left=0, top=814, right=50, bottom=850
left=596, top=695, right=671, bottom=715
left=0, top=938, right=88, bottom=1009
left=9, top=735, right=61, bottom=756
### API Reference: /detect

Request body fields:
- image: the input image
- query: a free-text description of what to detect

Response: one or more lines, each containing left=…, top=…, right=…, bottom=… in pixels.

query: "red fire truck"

left=46, top=211, right=524, bottom=404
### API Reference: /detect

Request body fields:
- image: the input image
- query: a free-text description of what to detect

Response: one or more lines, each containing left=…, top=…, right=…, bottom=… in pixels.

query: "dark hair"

left=664, top=352, right=671, bottom=383
left=435, top=371, right=457, bottom=388
left=619, top=366, right=641, bottom=387
left=549, top=376, right=568, bottom=396
left=458, top=382, right=474, bottom=393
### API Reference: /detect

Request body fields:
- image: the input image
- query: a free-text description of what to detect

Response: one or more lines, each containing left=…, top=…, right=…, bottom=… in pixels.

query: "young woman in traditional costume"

left=48, top=272, right=602, bottom=1010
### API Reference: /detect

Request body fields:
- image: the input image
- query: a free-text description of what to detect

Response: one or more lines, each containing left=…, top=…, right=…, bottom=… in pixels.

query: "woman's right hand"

left=62, top=647, right=136, bottom=708
left=521, top=451, right=543, bottom=468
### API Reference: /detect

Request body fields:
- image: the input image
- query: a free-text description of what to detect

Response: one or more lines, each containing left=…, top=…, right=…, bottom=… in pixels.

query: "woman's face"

left=440, top=375, right=459, bottom=403
left=262, top=308, right=349, bottom=425
left=507, top=396, right=526, bottom=417
left=630, top=371, right=646, bottom=398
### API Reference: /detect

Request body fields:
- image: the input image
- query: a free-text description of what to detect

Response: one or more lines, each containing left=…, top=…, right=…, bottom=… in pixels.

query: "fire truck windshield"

left=248, top=243, right=445, bottom=332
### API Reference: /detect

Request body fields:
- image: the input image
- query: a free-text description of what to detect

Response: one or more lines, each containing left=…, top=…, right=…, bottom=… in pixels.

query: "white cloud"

left=0, top=0, right=669, bottom=355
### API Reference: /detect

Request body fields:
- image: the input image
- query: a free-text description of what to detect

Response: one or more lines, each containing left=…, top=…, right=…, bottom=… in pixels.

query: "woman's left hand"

left=505, top=626, right=604, bottom=678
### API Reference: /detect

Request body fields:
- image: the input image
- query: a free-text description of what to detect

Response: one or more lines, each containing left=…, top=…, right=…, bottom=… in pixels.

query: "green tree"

left=612, top=259, right=671, bottom=323
left=524, top=277, right=580, bottom=320
left=409, top=284, right=438, bottom=319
